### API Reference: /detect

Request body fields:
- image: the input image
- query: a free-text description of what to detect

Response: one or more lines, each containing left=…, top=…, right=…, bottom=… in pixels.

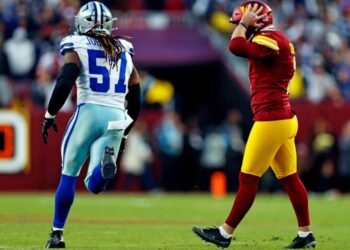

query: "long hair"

left=84, top=25, right=125, bottom=69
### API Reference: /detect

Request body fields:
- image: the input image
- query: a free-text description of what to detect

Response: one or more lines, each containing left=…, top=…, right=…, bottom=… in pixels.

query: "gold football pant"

left=241, top=115, right=298, bottom=179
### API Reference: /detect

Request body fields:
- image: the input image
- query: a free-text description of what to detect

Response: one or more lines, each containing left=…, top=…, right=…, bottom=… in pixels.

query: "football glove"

left=42, top=116, right=58, bottom=144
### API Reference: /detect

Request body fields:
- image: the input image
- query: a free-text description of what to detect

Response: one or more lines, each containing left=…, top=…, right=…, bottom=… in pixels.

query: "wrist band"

left=239, top=21, right=249, bottom=29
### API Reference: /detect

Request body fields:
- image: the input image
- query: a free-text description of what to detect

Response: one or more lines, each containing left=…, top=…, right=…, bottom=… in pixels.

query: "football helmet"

left=75, top=1, right=116, bottom=35
left=229, top=0, right=273, bottom=30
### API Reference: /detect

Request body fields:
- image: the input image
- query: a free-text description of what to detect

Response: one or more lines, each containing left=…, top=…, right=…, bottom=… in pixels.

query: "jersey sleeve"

left=59, top=35, right=86, bottom=55
left=119, top=39, right=135, bottom=57
left=60, top=36, right=76, bottom=55
left=229, top=36, right=276, bottom=59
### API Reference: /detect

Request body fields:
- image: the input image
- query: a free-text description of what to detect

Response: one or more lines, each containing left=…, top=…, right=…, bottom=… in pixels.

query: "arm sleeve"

left=47, top=63, right=80, bottom=115
left=124, top=84, right=141, bottom=136
left=229, top=37, right=276, bottom=59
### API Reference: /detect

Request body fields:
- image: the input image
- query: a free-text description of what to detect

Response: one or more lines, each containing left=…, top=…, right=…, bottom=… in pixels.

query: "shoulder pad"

left=118, top=38, right=134, bottom=56
left=60, top=35, right=83, bottom=55
left=252, top=35, right=279, bottom=51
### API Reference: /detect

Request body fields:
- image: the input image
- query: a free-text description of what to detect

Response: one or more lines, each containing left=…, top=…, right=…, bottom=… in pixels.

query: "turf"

left=0, top=192, right=349, bottom=249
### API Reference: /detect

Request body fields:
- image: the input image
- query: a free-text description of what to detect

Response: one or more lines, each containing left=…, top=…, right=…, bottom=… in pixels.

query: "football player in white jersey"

left=42, top=2, right=141, bottom=248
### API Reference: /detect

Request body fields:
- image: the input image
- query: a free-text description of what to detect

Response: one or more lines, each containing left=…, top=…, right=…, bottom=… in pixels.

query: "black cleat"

left=192, top=226, right=231, bottom=248
left=101, top=146, right=117, bottom=180
left=285, top=233, right=316, bottom=248
left=45, top=230, right=65, bottom=248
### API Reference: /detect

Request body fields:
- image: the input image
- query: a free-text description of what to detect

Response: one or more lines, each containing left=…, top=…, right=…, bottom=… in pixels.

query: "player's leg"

left=193, top=119, right=287, bottom=248
left=223, top=119, right=285, bottom=232
left=271, top=117, right=316, bottom=248
left=83, top=104, right=128, bottom=194
left=85, top=129, right=123, bottom=194
left=46, top=105, right=100, bottom=248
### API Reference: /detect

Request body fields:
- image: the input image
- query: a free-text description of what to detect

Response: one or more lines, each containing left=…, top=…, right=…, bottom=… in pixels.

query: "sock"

left=279, top=173, right=310, bottom=226
left=219, top=226, right=232, bottom=239
left=53, top=175, right=78, bottom=229
left=225, top=172, right=260, bottom=228
left=52, top=227, right=63, bottom=231
left=298, top=231, right=311, bottom=238
left=87, top=164, right=105, bottom=194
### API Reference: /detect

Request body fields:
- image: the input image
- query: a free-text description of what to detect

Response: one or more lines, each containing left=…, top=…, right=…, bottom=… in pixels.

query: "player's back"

left=249, top=29, right=296, bottom=120
left=60, top=34, right=135, bottom=110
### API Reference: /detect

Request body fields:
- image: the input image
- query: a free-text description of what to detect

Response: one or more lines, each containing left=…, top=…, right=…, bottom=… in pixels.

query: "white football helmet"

left=75, top=1, right=116, bottom=35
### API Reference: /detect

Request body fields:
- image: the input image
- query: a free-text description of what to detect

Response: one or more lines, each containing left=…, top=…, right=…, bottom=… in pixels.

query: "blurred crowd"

left=1, top=0, right=350, bottom=193
left=3, top=0, right=350, bottom=106
left=199, top=0, right=350, bottom=105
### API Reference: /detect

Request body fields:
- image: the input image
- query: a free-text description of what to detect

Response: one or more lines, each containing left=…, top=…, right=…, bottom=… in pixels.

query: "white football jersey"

left=59, top=34, right=134, bottom=109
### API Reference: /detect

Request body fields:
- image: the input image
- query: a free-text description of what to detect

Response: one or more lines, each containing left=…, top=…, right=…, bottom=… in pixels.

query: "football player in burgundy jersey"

left=193, top=1, right=316, bottom=248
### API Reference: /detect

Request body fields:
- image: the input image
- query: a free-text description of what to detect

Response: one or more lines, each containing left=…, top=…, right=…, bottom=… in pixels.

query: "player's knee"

left=239, top=172, right=260, bottom=185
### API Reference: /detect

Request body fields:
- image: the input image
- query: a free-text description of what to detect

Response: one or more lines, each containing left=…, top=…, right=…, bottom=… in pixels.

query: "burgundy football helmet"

left=229, top=0, right=273, bottom=30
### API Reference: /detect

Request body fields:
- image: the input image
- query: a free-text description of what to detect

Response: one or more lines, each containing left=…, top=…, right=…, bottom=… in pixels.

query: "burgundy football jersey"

left=229, top=29, right=296, bottom=121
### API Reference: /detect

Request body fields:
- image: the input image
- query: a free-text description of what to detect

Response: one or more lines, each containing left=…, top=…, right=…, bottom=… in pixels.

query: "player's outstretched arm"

left=42, top=51, right=80, bottom=144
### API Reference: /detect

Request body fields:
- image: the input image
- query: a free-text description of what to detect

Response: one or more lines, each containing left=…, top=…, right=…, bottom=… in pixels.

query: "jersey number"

left=287, top=43, right=296, bottom=94
left=87, top=49, right=127, bottom=93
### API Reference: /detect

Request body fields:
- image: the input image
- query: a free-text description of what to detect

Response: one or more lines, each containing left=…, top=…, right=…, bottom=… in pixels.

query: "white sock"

left=298, top=231, right=311, bottom=238
left=219, top=226, right=232, bottom=239
left=52, top=227, right=63, bottom=232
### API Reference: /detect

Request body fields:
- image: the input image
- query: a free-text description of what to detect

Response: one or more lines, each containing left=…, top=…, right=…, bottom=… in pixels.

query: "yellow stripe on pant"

left=241, top=115, right=298, bottom=179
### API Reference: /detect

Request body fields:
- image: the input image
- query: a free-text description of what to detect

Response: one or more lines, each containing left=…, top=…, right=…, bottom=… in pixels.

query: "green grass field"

left=0, top=192, right=349, bottom=249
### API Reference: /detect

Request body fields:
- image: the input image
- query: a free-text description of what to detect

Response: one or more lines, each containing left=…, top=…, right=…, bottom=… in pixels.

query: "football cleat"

left=45, top=230, right=65, bottom=248
left=101, top=146, right=117, bottom=180
left=285, top=233, right=317, bottom=249
left=192, top=226, right=231, bottom=248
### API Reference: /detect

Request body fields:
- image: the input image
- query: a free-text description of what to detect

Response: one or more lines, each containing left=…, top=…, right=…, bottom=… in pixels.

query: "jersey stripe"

left=60, top=47, right=74, bottom=55
left=60, top=42, right=73, bottom=50
left=252, top=35, right=280, bottom=51
left=98, top=2, right=104, bottom=26
left=92, top=1, right=98, bottom=24
left=94, top=1, right=101, bottom=25
left=61, top=106, right=81, bottom=167
left=60, top=43, right=74, bottom=55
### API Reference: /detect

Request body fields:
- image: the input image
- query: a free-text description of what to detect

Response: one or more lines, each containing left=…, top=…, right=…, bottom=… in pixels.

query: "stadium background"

left=0, top=0, right=350, bottom=195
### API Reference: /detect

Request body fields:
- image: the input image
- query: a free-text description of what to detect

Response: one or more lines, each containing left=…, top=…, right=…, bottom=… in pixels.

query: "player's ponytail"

left=84, top=24, right=125, bottom=69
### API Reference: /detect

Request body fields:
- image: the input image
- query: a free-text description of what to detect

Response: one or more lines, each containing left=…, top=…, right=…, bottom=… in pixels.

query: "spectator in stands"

left=140, top=71, right=175, bottom=111
left=31, top=66, right=54, bottom=108
left=155, top=111, right=184, bottom=191
left=304, top=54, right=342, bottom=104
left=121, top=121, right=157, bottom=191
left=221, top=110, right=244, bottom=192
left=31, top=65, right=73, bottom=112
left=0, top=36, right=11, bottom=107
left=199, top=125, right=228, bottom=191
left=335, top=50, right=350, bottom=102
left=3, top=27, right=36, bottom=80
left=306, top=119, right=338, bottom=192
left=180, top=116, right=203, bottom=191
left=338, top=121, right=350, bottom=192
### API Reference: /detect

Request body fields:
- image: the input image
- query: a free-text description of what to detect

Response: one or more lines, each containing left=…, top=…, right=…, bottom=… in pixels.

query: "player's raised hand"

left=42, top=117, right=58, bottom=144
left=240, top=4, right=268, bottom=28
